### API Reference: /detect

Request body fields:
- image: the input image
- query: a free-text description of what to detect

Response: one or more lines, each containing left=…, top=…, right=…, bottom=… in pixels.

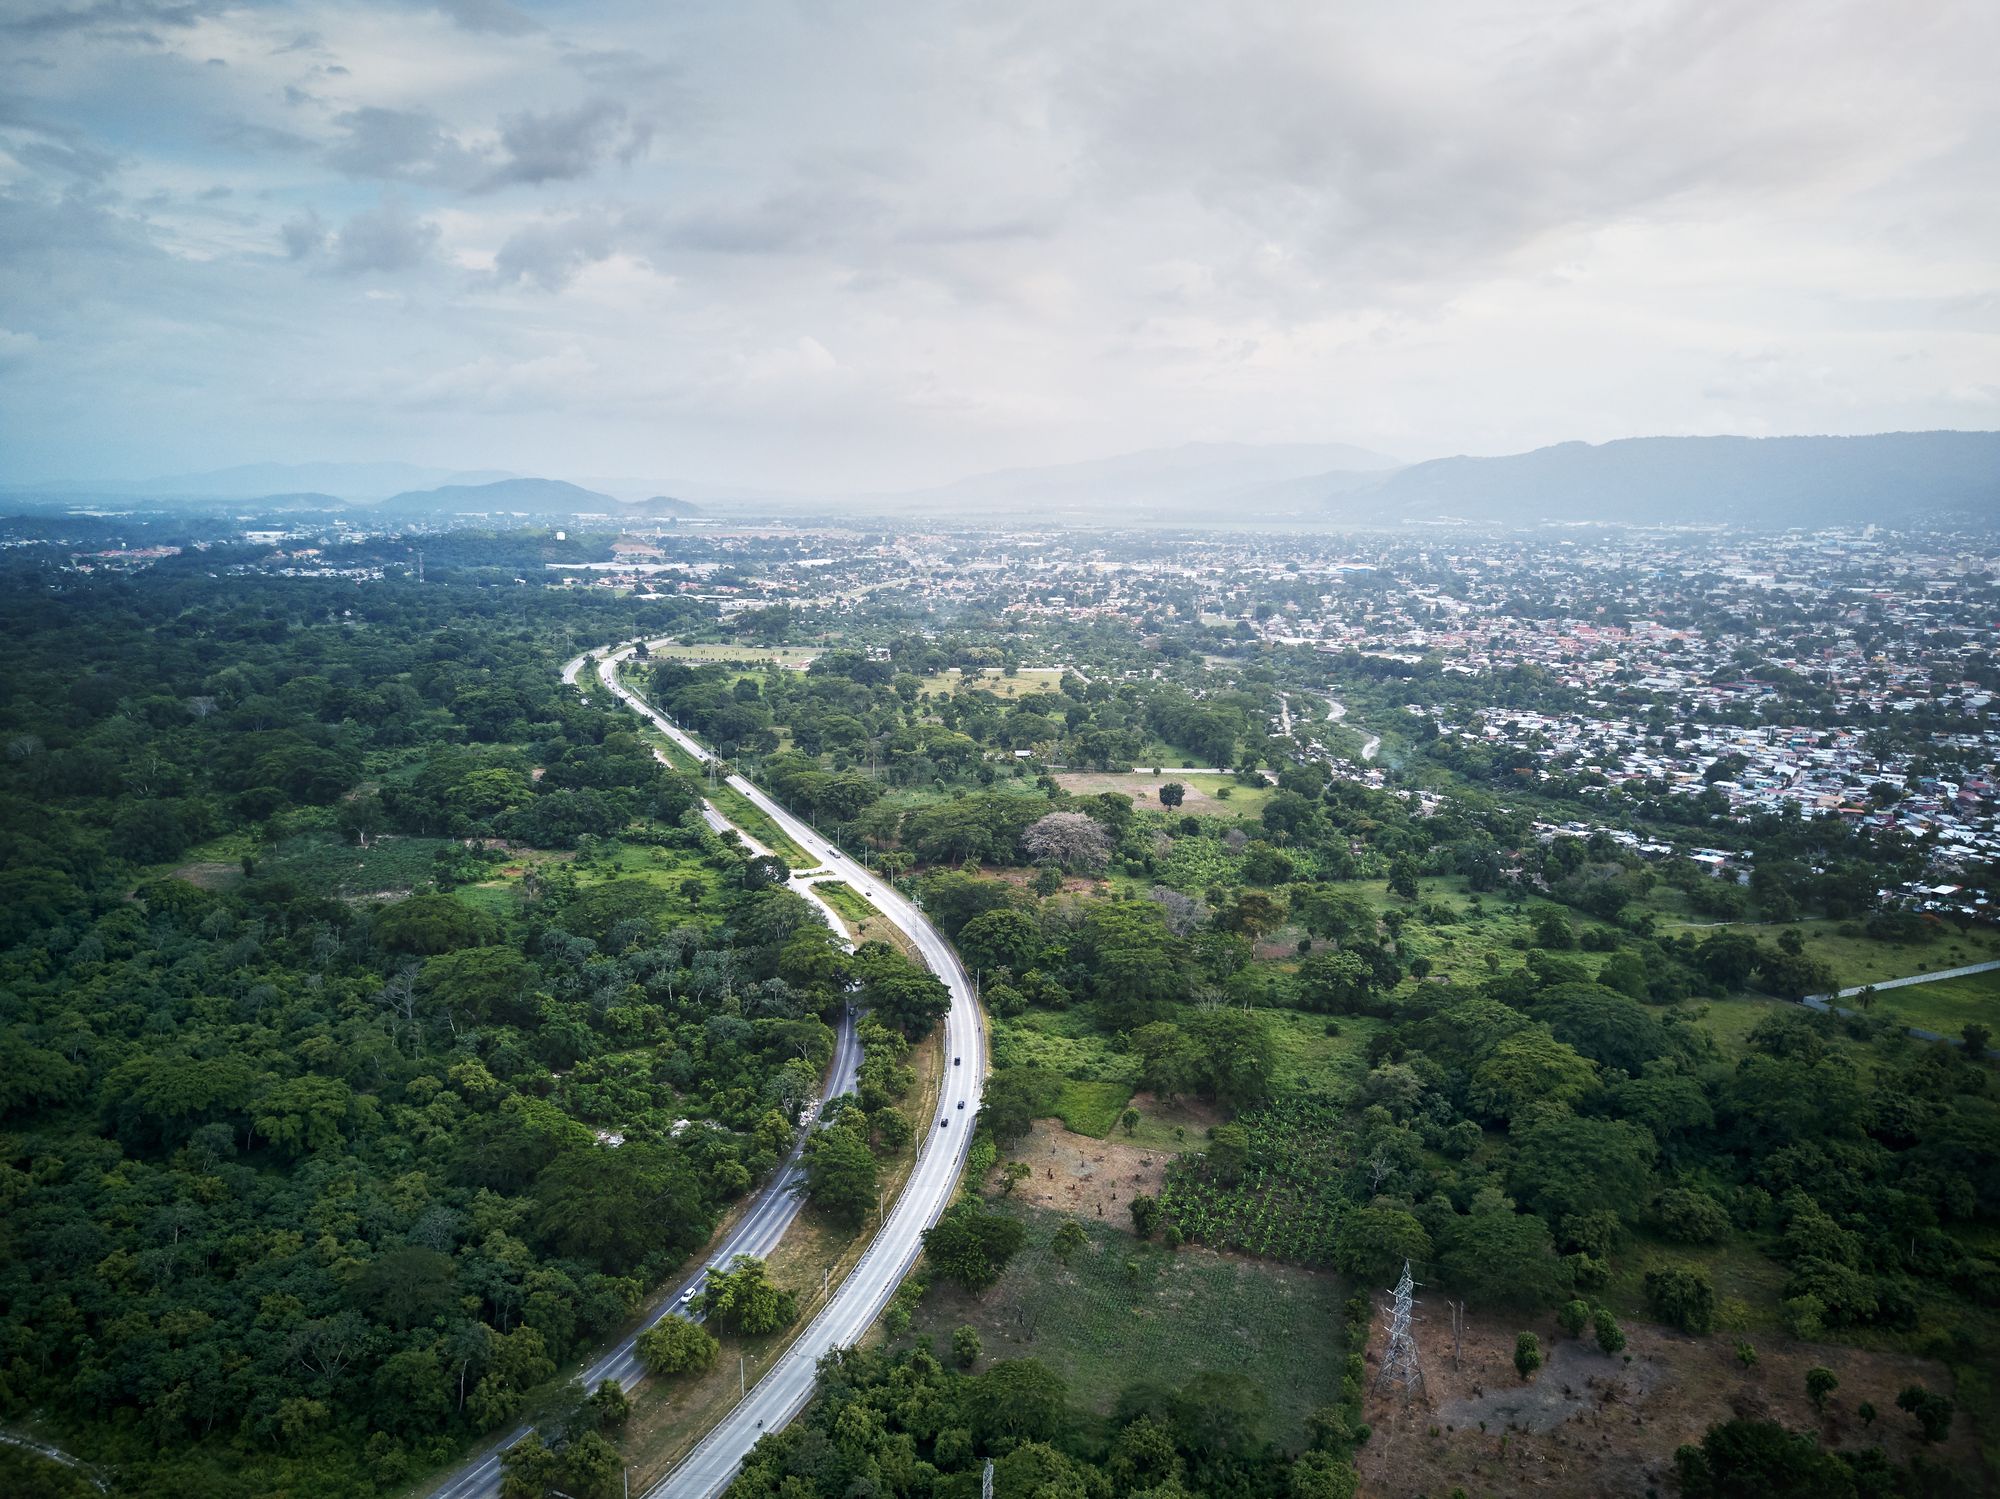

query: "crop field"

left=905, top=1203, right=1347, bottom=1447
left=1157, top=1096, right=1348, bottom=1265
left=1863, top=966, right=2000, bottom=1035
left=258, top=832, right=455, bottom=898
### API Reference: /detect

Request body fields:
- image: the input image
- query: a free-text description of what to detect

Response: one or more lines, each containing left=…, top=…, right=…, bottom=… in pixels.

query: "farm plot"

left=905, top=1204, right=1347, bottom=1447
left=1157, top=1096, right=1349, bottom=1265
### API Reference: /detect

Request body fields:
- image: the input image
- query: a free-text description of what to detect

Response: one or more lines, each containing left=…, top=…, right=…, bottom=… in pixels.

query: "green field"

left=1862, top=967, right=2000, bottom=1037
left=649, top=641, right=822, bottom=668
left=257, top=832, right=455, bottom=898
left=904, top=1204, right=1346, bottom=1448
left=811, top=879, right=880, bottom=927
left=1655, top=912, right=2000, bottom=990
left=706, top=782, right=814, bottom=867
left=919, top=667, right=1067, bottom=699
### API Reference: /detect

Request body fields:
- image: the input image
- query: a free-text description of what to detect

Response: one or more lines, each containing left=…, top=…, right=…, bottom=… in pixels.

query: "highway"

left=427, top=639, right=972, bottom=1499
left=580, top=642, right=983, bottom=1499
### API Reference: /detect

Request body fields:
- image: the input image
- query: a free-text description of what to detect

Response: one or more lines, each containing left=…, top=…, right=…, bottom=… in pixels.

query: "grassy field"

left=649, top=642, right=823, bottom=668
left=903, top=1203, right=1347, bottom=1448
left=256, top=832, right=456, bottom=898
left=706, top=782, right=813, bottom=867
left=1655, top=912, right=2000, bottom=989
left=1863, top=967, right=2000, bottom=1035
left=811, top=879, right=879, bottom=927
left=920, top=667, right=1067, bottom=699
left=1056, top=769, right=1275, bottom=819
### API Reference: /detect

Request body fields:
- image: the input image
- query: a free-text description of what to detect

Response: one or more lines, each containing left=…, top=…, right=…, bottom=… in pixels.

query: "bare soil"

left=1053, top=770, right=1235, bottom=814
left=988, top=1118, right=1176, bottom=1224
left=1360, top=1305, right=1977, bottom=1497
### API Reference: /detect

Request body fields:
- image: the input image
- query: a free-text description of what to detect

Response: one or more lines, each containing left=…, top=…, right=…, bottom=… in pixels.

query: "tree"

left=1532, top=906, right=1576, bottom=950
left=861, top=960, right=951, bottom=1040
left=1000, top=1159, right=1032, bottom=1196
left=1439, top=1189, right=1561, bottom=1307
left=1051, top=1219, right=1088, bottom=1265
left=957, top=906, right=1041, bottom=975
left=1469, top=1031, right=1597, bottom=1123
left=1673, top=1418, right=1860, bottom=1499
left=1895, top=1384, right=1953, bottom=1442
left=1387, top=856, right=1420, bottom=902
left=1120, top=1107, right=1141, bottom=1136
left=1158, top=782, right=1185, bottom=808
left=1964, top=1022, right=1992, bottom=1056
left=587, top=1380, right=631, bottom=1430
left=1333, top=1206, right=1432, bottom=1287
left=923, top=1201, right=1027, bottom=1292
left=1508, top=1111, right=1654, bottom=1223
left=1022, top=811, right=1113, bottom=872
left=1130, top=1194, right=1160, bottom=1238
left=1514, top=1331, right=1542, bottom=1380
left=533, top=1142, right=709, bottom=1273
left=1592, top=1308, right=1626, bottom=1355
left=1805, top=1366, right=1838, bottom=1412
left=803, top=1121, right=879, bottom=1225
left=1558, top=1298, right=1591, bottom=1339
left=1645, top=1264, right=1716, bottom=1334
left=352, top=1246, right=457, bottom=1330
left=374, top=892, right=499, bottom=955
left=635, top=1315, right=719, bottom=1378
left=968, top=1359, right=1068, bottom=1445
left=698, top=1256, right=798, bottom=1336
left=1654, top=1187, right=1731, bottom=1244
left=951, top=1325, right=982, bottom=1368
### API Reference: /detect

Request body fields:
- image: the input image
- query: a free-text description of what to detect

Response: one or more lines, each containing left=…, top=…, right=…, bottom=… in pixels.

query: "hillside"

left=372, top=477, right=616, bottom=515
left=1336, top=430, right=2000, bottom=527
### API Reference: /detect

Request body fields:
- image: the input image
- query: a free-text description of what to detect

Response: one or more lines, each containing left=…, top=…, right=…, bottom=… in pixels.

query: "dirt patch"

left=1054, top=771, right=1235, bottom=814
left=1360, top=1306, right=1977, bottom=1498
left=989, top=1119, right=1174, bottom=1225
left=166, top=860, right=241, bottom=891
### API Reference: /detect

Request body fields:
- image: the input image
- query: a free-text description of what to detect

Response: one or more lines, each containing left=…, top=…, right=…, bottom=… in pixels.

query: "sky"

left=1, top=0, right=1995, bottom=492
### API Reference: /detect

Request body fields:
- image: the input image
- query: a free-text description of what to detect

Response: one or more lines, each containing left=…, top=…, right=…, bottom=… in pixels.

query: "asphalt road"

left=422, top=650, right=894, bottom=1499
left=572, top=643, right=984, bottom=1499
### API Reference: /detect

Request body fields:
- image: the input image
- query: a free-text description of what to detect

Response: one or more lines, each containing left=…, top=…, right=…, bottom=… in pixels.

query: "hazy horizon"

left=3, top=1, right=1996, bottom=491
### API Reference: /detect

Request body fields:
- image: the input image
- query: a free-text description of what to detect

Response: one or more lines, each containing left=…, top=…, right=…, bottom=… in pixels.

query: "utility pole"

left=739, top=1355, right=746, bottom=1399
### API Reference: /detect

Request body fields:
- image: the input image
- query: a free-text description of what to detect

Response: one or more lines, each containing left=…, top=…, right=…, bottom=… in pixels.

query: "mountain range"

left=8, top=431, right=1993, bottom=528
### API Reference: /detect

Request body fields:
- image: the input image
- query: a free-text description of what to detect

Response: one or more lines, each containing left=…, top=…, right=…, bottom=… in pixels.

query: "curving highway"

left=573, top=642, right=984, bottom=1499
left=430, top=640, right=982, bottom=1499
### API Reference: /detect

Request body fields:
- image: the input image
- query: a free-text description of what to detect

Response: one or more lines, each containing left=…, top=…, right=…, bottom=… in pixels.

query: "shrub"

left=1513, top=1332, right=1542, bottom=1381
left=1645, top=1265, right=1716, bottom=1334
left=1592, top=1308, right=1626, bottom=1355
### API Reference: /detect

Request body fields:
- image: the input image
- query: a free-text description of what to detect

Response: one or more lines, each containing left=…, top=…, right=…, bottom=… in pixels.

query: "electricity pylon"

left=1376, top=1258, right=1426, bottom=1396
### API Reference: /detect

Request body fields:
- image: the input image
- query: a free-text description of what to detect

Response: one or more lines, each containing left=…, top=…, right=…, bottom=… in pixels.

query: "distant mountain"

left=374, top=477, right=616, bottom=515
left=245, top=492, right=349, bottom=512
left=830, top=441, right=1404, bottom=520
left=1335, top=431, right=2000, bottom=527
left=30, top=462, right=518, bottom=503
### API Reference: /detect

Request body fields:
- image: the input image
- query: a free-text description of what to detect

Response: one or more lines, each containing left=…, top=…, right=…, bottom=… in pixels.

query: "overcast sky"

left=2, top=0, right=1994, bottom=490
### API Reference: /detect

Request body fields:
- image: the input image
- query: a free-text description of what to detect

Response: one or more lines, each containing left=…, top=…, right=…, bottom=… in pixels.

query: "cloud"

left=280, top=208, right=325, bottom=260
left=481, top=99, right=651, bottom=190
left=331, top=194, right=438, bottom=274
left=433, top=0, right=541, bottom=37
left=492, top=211, right=623, bottom=291
left=326, top=106, right=480, bottom=186
left=1, top=0, right=214, bottom=41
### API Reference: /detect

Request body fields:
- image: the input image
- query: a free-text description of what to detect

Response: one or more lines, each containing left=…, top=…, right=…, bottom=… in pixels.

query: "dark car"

left=956, top=1100, right=965, bottom=1109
